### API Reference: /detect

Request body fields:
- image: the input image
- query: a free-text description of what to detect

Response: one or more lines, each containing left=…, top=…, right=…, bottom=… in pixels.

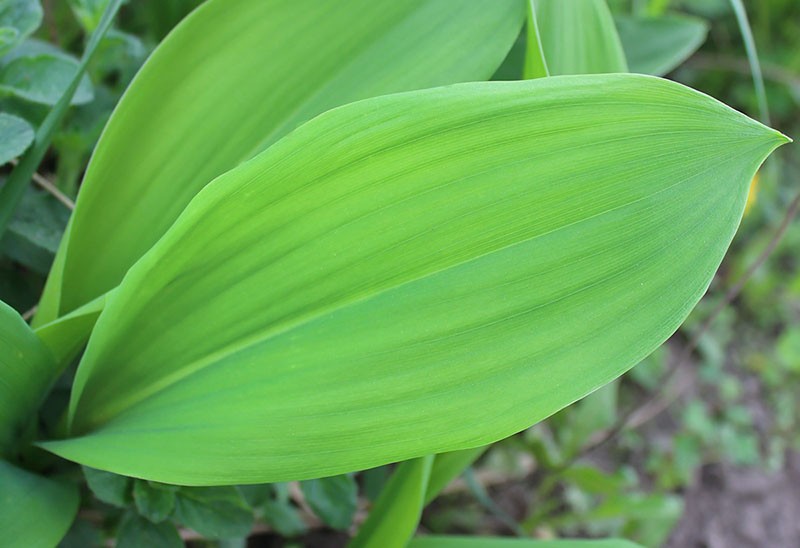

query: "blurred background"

left=1, top=1, right=798, bottom=546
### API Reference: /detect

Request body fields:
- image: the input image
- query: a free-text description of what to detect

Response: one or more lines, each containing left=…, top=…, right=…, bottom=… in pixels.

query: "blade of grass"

left=729, top=0, right=770, bottom=124
left=0, top=0, right=122, bottom=237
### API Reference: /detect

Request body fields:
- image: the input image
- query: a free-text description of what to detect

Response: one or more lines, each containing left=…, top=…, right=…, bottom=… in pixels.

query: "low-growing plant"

left=0, top=0, right=791, bottom=546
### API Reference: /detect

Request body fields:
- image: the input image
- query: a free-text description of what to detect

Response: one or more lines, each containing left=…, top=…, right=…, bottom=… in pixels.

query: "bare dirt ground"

left=664, top=339, right=800, bottom=548
left=666, top=452, right=800, bottom=548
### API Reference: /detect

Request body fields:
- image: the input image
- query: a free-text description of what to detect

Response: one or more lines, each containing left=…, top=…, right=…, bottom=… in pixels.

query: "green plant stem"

left=0, top=0, right=122, bottom=238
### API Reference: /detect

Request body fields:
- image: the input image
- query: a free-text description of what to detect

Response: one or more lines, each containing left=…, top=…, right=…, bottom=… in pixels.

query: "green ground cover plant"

left=0, top=0, right=795, bottom=546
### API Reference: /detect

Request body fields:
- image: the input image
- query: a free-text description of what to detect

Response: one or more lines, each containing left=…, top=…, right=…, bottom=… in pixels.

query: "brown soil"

left=666, top=452, right=800, bottom=548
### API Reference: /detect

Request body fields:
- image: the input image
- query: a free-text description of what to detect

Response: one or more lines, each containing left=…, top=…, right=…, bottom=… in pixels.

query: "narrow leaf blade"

left=351, top=456, right=433, bottom=548
left=0, top=300, right=55, bottom=457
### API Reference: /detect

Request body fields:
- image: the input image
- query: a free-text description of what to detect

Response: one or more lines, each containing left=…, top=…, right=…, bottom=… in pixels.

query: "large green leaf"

left=43, top=75, right=787, bottom=485
left=0, top=299, right=55, bottom=457
left=535, top=0, right=628, bottom=74
left=41, top=0, right=525, bottom=321
left=615, top=14, right=708, bottom=76
left=0, top=459, right=79, bottom=548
